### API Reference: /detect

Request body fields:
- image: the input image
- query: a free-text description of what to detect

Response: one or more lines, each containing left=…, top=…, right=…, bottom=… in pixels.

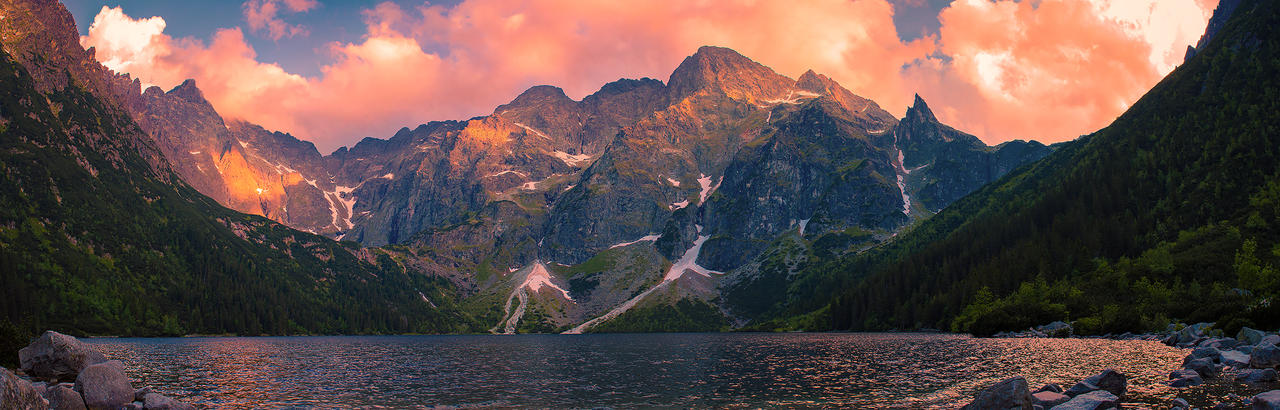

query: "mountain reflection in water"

left=86, top=333, right=1188, bottom=408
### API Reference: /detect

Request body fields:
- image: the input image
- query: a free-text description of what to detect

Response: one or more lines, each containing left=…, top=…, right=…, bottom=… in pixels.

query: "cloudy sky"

left=64, top=0, right=1218, bottom=153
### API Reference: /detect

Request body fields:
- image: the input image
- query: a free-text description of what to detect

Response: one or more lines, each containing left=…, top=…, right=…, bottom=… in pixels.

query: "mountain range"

left=12, top=0, right=1270, bottom=339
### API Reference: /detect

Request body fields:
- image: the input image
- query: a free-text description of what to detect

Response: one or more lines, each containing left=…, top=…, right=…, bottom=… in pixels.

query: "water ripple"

left=86, top=333, right=1190, bottom=408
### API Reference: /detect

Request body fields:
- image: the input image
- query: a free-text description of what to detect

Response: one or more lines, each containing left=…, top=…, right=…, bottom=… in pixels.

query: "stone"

left=133, top=387, right=151, bottom=401
left=1168, top=369, right=1203, bottom=388
left=1033, top=391, right=1071, bottom=407
left=1193, top=346, right=1224, bottom=363
left=19, top=331, right=108, bottom=382
left=44, top=384, right=87, bottom=410
left=1240, top=327, right=1267, bottom=345
left=74, top=360, right=134, bottom=410
left=1037, top=321, right=1073, bottom=337
left=1063, top=381, right=1099, bottom=397
left=1186, top=357, right=1222, bottom=378
left=1223, top=349, right=1253, bottom=368
left=1077, top=369, right=1127, bottom=398
left=1241, top=345, right=1257, bottom=354
left=1171, top=397, right=1190, bottom=409
left=1254, top=390, right=1280, bottom=410
left=961, top=377, right=1033, bottom=410
left=143, top=392, right=195, bottom=410
left=1252, top=344, right=1280, bottom=369
left=1237, top=368, right=1279, bottom=383
left=1050, top=390, right=1119, bottom=410
left=1035, top=384, right=1064, bottom=394
left=1, top=368, right=50, bottom=409
left=1263, top=335, right=1280, bottom=347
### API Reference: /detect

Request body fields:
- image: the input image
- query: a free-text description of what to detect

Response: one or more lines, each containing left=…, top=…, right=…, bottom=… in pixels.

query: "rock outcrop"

left=19, top=331, right=107, bottom=383
left=5, top=331, right=194, bottom=410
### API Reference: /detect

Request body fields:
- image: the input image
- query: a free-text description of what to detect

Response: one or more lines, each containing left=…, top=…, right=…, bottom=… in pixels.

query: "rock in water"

left=74, top=360, right=134, bottom=410
left=961, top=377, right=1033, bottom=410
left=1186, top=357, right=1222, bottom=378
left=1051, top=390, right=1119, bottom=410
left=1253, top=344, right=1280, bottom=369
left=19, top=331, right=108, bottom=382
left=143, top=392, right=195, bottom=410
left=45, top=384, right=87, bottom=410
left=1065, top=369, right=1127, bottom=398
left=1, top=368, right=50, bottom=409
left=1254, top=390, right=1280, bottom=410
left=1168, top=369, right=1203, bottom=387
left=1033, top=391, right=1071, bottom=407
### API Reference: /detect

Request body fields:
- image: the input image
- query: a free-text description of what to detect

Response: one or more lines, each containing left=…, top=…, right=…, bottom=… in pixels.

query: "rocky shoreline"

left=1, top=331, right=194, bottom=410
left=964, top=322, right=1280, bottom=409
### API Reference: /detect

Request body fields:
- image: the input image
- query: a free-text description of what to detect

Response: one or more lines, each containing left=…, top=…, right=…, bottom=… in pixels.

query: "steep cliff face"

left=894, top=95, right=1054, bottom=213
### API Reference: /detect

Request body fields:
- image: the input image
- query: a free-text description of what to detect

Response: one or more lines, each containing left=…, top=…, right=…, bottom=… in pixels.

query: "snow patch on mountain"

left=698, top=174, right=723, bottom=204
left=552, top=151, right=593, bottom=167
left=609, top=234, right=661, bottom=249
left=515, top=123, right=552, bottom=140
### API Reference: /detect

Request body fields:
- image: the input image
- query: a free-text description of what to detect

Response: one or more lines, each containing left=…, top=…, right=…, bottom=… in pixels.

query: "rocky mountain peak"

left=497, top=85, right=575, bottom=112
left=592, top=77, right=665, bottom=98
left=666, top=45, right=793, bottom=102
left=904, top=94, right=938, bottom=124
left=1185, top=0, right=1243, bottom=62
left=168, top=79, right=206, bottom=103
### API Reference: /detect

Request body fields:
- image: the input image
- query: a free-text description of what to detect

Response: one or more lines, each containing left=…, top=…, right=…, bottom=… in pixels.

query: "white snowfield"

left=799, top=218, right=811, bottom=236
left=671, top=200, right=690, bottom=210
left=893, top=134, right=912, bottom=216
left=609, top=234, right=661, bottom=249
left=552, top=151, right=593, bottom=167
left=697, top=174, right=722, bottom=204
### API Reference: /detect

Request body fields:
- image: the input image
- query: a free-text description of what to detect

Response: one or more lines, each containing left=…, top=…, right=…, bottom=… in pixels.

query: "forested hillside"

left=0, top=47, right=476, bottom=339
left=772, top=0, right=1280, bottom=336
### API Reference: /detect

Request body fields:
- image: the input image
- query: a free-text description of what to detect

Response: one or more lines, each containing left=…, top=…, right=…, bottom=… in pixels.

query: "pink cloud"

left=242, top=0, right=318, bottom=41
left=81, top=0, right=1214, bottom=152
left=905, top=0, right=1214, bottom=143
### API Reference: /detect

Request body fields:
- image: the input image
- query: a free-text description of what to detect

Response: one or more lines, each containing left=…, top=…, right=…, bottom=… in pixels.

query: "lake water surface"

left=85, top=333, right=1192, bottom=408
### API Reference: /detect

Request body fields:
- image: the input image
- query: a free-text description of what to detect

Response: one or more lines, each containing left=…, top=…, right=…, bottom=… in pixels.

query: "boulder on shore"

left=143, top=392, right=195, bottom=410
left=961, top=377, right=1033, bottom=410
left=1065, top=369, right=1127, bottom=398
left=45, top=384, right=87, bottom=410
left=19, top=331, right=108, bottom=382
left=1254, top=390, right=1280, bottom=410
left=1253, top=344, right=1280, bottom=369
left=1185, top=357, right=1222, bottom=378
left=1050, top=389, right=1119, bottom=410
left=74, top=360, right=134, bottom=410
left=1037, top=321, right=1073, bottom=337
left=1222, top=349, right=1252, bottom=368
left=1237, top=327, right=1265, bottom=346
left=1237, top=368, right=1279, bottom=383
left=1, top=367, right=50, bottom=409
